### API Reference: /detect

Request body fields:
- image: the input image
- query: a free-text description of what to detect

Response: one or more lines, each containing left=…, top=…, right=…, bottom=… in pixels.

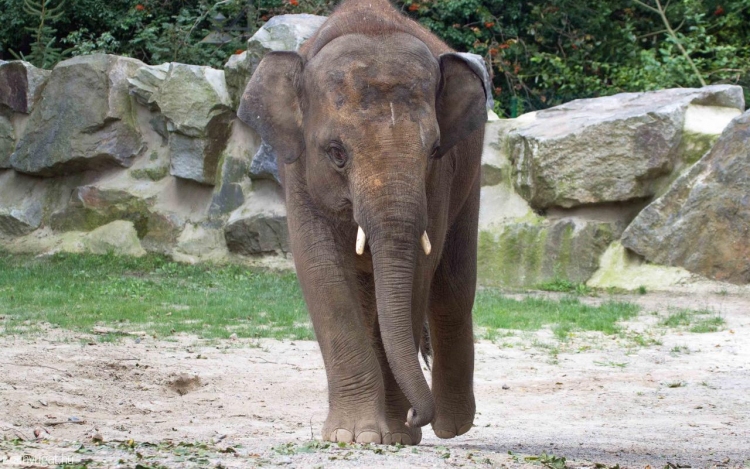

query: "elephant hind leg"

left=428, top=180, right=479, bottom=440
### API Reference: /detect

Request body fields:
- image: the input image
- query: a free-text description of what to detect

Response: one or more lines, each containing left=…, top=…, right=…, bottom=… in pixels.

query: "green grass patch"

left=535, top=278, right=592, bottom=295
left=0, top=251, right=311, bottom=340
left=474, top=289, right=640, bottom=340
left=1, top=252, right=644, bottom=344
left=659, top=308, right=725, bottom=333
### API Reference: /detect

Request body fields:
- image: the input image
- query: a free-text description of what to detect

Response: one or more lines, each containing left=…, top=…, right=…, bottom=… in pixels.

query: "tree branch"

left=633, top=0, right=706, bottom=86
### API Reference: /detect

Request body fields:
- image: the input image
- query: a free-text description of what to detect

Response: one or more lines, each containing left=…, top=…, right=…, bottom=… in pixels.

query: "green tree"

left=11, top=0, right=66, bottom=68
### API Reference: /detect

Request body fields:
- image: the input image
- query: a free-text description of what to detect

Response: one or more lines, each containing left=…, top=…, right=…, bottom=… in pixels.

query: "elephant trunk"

left=359, top=180, right=434, bottom=428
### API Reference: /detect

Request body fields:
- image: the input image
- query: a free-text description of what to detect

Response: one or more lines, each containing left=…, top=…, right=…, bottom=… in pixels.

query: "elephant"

left=238, top=0, right=489, bottom=445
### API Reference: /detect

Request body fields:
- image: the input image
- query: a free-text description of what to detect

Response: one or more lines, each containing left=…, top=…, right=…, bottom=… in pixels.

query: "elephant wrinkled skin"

left=238, top=0, right=487, bottom=445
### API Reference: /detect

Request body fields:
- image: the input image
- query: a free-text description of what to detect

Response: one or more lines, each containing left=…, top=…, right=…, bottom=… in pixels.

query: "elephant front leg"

left=290, top=216, right=389, bottom=444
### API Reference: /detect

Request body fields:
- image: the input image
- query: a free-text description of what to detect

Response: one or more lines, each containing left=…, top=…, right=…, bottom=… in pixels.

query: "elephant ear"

left=435, top=52, right=492, bottom=158
left=238, top=51, right=305, bottom=164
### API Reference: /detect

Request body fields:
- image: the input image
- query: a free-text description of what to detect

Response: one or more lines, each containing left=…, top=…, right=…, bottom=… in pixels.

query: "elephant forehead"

left=306, top=33, right=439, bottom=111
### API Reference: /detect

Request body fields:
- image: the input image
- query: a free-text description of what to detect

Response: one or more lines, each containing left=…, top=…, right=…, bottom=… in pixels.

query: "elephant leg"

left=288, top=202, right=389, bottom=444
left=427, top=180, right=479, bottom=439
left=358, top=271, right=425, bottom=445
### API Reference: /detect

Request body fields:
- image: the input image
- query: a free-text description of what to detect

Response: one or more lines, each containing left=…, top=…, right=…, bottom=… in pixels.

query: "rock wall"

left=1, top=14, right=749, bottom=288
left=479, top=85, right=747, bottom=288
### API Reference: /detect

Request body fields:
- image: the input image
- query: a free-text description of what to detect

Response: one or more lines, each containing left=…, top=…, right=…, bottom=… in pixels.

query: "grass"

left=535, top=278, right=592, bottom=295
left=0, top=251, right=311, bottom=340
left=474, top=289, right=640, bottom=340
left=0, top=251, right=643, bottom=343
left=659, top=308, right=725, bottom=333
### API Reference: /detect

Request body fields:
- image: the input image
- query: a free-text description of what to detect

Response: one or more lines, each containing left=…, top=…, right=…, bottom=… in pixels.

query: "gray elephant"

left=238, top=0, right=488, bottom=445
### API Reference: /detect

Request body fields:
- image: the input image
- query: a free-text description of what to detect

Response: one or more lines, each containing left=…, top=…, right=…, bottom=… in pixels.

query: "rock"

left=478, top=217, right=621, bottom=287
left=249, top=141, right=280, bottom=183
left=126, top=63, right=169, bottom=110
left=82, top=220, right=146, bottom=257
left=478, top=119, right=537, bottom=228
left=172, top=223, right=228, bottom=263
left=0, top=113, right=14, bottom=168
left=0, top=60, right=51, bottom=113
left=478, top=117, right=627, bottom=287
left=128, top=63, right=234, bottom=185
left=587, top=242, right=692, bottom=291
left=209, top=120, right=259, bottom=217
left=0, top=169, right=82, bottom=237
left=0, top=201, right=42, bottom=236
left=49, top=173, right=213, bottom=253
left=50, top=184, right=155, bottom=236
left=224, top=14, right=327, bottom=108
left=210, top=156, right=250, bottom=216
left=224, top=181, right=289, bottom=255
left=11, top=55, right=145, bottom=176
left=621, top=110, right=750, bottom=284
left=129, top=152, right=170, bottom=181
left=510, top=85, right=744, bottom=209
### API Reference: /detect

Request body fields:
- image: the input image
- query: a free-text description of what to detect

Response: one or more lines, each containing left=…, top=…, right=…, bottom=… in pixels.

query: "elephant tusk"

left=356, top=226, right=366, bottom=255
left=421, top=231, right=431, bottom=255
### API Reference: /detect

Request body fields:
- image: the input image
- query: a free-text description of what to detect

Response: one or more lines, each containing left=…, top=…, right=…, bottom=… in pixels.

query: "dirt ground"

left=1, top=291, right=749, bottom=468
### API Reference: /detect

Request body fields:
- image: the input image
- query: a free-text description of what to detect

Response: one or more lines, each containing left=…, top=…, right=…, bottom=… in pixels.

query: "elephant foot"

left=431, top=420, right=473, bottom=439
left=432, top=387, right=476, bottom=439
left=323, top=412, right=389, bottom=444
left=431, top=397, right=475, bottom=439
left=385, top=419, right=422, bottom=445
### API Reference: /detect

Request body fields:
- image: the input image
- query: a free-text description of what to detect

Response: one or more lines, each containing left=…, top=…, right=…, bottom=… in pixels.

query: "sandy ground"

left=0, top=291, right=749, bottom=468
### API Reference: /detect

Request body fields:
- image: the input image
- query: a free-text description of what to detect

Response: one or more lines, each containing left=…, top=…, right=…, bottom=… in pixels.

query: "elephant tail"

left=420, top=319, right=432, bottom=371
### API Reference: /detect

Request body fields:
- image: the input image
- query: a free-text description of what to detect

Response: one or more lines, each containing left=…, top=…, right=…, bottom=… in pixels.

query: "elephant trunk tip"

left=406, top=404, right=434, bottom=428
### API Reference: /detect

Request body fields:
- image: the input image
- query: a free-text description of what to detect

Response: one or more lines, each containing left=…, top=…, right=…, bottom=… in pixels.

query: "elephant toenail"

left=457, top=423, right=472, bottom=435
left=332, top=429, right=353, bottom=442
left=355, top=431, right=381, bottom=444
left=392, top=433, right=412, bottom=445
left=434, top=429, right=457, bottom=439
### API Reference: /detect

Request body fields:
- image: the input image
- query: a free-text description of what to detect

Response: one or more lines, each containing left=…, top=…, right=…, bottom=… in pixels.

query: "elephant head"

left=238, top=32, right=488, bottom=428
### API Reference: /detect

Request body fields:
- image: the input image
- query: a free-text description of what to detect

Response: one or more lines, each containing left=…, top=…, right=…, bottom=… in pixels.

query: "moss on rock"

left=478, top=218, right=620, bottom=288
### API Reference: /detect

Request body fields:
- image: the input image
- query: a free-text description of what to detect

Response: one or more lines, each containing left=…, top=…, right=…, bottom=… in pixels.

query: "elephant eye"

left=326, top=142, right=348, bottom=168
left=429, top=142, right=441, bottom=159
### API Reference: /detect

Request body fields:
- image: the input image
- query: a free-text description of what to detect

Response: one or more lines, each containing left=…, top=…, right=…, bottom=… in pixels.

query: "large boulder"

left=10, top=55, right=145, bottom=176
left=82, top=220, right=147, bottom=257
left=0, top=169, right=82, bottom=237
left=0, top=60, right=50, bottom=114
left=128, top=63, right=234, bottom=185
left=224, top=181, right=289, bottom=255
left=587, top=242, right=692, bottom=291
left=510, top=85, right=744, bottom=209
left=478, top=116, right=640, bottom=288
left=224, top=14, right=327, bottom=109
left=621, top=110, right=750, bottom=284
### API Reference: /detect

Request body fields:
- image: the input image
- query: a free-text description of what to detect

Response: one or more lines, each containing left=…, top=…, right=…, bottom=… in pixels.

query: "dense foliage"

left=1, top=0, right=748, bottom=115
